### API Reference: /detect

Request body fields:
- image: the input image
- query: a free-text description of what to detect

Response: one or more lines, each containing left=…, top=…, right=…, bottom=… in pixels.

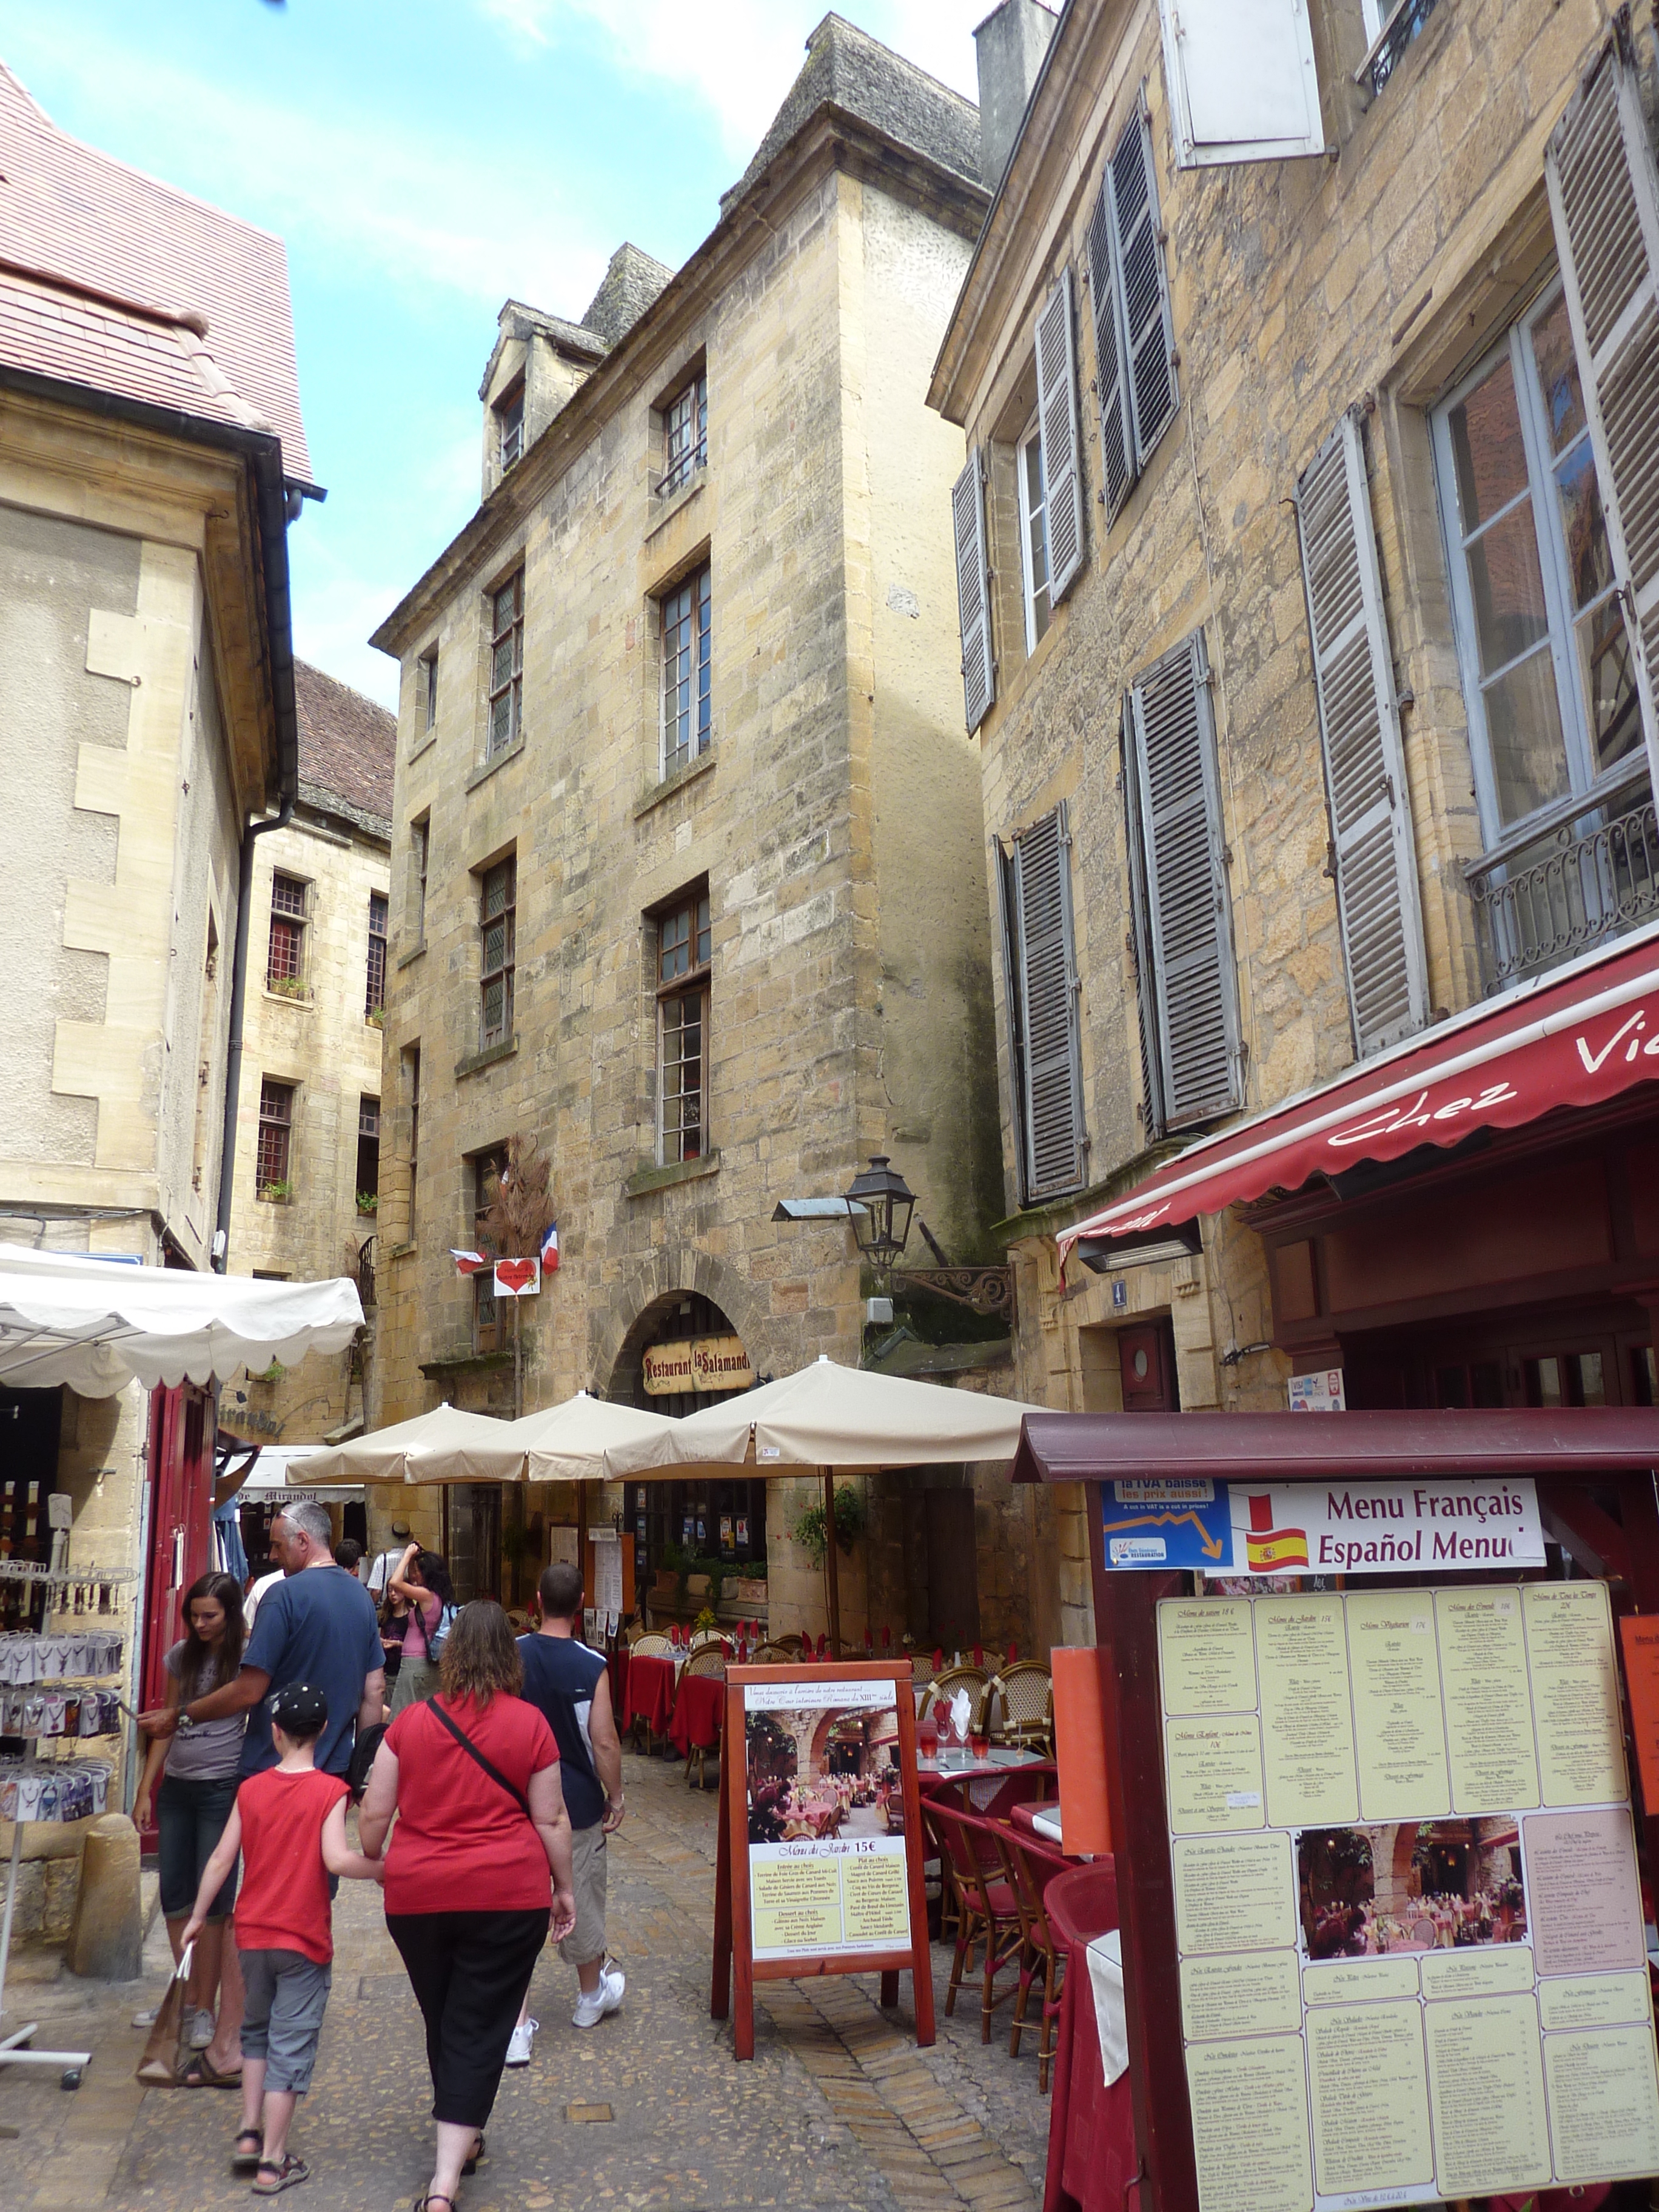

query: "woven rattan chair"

left=907, top=1647, right=937, bottom=1687
left=626, top=1631, right=672, bottom=1751
left=987, top=1660, right=1054, bottom=1754
left=925, top=1800, right=1025, bottom=2041
left=680, top=1642, right=726, bottom=1789
left=931, top=1664, right=991, bottom=1734
left=774, top=1632, right=806, bottom=1655
left=749, top=1642, right=793, bottom=1664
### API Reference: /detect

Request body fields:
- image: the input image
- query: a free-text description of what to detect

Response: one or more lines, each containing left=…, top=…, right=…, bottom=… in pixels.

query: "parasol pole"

left=822, top=1466, right=841, bottom=1655
left=577, top=1477, right=589, bottom=1629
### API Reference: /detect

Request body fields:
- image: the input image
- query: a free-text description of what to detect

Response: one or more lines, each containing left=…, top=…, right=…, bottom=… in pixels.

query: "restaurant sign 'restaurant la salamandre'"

left=1102, top=1476, right=1546, bottom=1573
left=642, top=1334, right=756, bottom=1395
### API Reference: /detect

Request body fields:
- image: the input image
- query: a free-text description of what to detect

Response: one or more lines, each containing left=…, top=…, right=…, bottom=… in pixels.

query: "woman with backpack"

left=359, top=1600, right=575, bottom=2212
left=387, top=1545, right=454, bottom=1714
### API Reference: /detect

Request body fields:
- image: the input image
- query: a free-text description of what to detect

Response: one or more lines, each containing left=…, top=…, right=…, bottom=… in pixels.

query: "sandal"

left=414, top=2199, right=455, bottom=2211
left=252, top=2154, right=309, bottom=2194
left=181, top=2050, right=243, bottom=2089
left=462, top=2131, right=486, bottom=2175
left=232, top=2130, right=263, bottom=2174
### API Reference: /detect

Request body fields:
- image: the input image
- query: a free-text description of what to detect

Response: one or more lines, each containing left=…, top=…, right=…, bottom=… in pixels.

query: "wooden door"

left=1119, top=1321, right=1179, bottom=1412
left=924, top=1486, right=980, bottom=1651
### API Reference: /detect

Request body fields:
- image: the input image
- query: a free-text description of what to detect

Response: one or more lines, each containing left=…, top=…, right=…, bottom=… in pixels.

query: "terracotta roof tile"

left=293, top=660, right=395, bottom=826
left=0, top=60, right=311, bottom=481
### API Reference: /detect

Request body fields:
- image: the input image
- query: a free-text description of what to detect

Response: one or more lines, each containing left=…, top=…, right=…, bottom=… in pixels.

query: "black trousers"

left=386, top=1907, right=550, bottom=2130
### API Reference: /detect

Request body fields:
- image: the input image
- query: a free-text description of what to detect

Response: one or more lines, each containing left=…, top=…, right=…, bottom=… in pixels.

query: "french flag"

left=540, top=1221, right=560, bottom=1272
left=449, top=1248, right=489, bottom=1276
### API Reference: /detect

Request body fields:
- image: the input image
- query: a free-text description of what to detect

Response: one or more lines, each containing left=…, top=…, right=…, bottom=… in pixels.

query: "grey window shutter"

left=1126, top=632, right=1242, bottom=1128
left=952, top=449, right=995, bottom=733
left=1545, top=34, right=1659, bottom=788
left=1034, top=272, right=1086, bottom=605
left=1110, top=99, right=1179, bottom=473
left=1121, top=696, right=1169, bottom=1142
left=1294, top=411, right=1428, bottom=1057
left=993, top=840, right=1030, bottom=1197
left=1013, top=804, right=1086, bottom=1199
left=1086, top=173, right=1134, bottom=523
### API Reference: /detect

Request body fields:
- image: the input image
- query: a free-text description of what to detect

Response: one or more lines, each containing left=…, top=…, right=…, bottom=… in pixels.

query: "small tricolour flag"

left=449, top=1249, right=489, bottom=1276
left=540, top=1220, right=560, bottom=1272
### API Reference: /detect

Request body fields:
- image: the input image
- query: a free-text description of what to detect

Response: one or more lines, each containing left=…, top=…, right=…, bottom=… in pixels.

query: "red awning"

left=1059, top=923, right=1659, bottom=1277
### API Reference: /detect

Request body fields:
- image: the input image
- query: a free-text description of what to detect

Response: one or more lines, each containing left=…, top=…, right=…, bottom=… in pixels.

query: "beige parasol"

left=298, top=1402, right=520, bottom=1485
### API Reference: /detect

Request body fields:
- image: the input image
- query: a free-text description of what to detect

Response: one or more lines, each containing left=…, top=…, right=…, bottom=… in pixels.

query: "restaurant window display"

left=623, top=1291, right=765, bottom=1593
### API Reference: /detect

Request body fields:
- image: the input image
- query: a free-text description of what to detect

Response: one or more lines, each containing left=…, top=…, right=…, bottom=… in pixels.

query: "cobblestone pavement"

left=1, top=1751, right=1049, bottom=2212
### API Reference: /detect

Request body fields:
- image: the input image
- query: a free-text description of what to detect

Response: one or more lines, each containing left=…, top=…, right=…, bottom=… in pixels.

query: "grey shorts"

left=238, top=1948, right=332, bottom=2095
left=558, top=1823, right=608, bottom=1967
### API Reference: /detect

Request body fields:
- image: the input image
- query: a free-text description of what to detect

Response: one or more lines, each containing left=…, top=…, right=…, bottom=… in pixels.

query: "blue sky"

left=0, top=0, right=988, bottom=707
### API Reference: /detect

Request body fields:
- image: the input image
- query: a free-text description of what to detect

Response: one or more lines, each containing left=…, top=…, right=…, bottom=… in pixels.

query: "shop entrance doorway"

left=618, top=1292, right=763, bottom=1591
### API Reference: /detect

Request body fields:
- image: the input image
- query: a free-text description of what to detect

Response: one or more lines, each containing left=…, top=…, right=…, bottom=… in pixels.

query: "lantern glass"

left=843, top=1155, right=916, bottom=1273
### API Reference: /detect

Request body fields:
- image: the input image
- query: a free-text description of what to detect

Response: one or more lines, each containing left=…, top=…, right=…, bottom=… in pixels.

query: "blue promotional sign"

left=1101, top=1478, right=1232, bottom=1569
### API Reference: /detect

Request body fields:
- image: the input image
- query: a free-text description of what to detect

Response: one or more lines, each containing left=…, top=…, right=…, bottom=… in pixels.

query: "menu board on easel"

left=1157, top=1583, right=1659, bottom=2211
left=711, top=1661, right=934, bottom=2061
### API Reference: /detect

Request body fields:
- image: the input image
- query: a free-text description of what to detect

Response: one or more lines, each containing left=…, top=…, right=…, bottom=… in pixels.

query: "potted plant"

left=793, top=1484, right=865, bottom=1566
left=356, top=1191, right=378, bottom=1215
left=258, top=1178, right=294, bottom=1204
left=655, top=1537, right=686, bottom=1598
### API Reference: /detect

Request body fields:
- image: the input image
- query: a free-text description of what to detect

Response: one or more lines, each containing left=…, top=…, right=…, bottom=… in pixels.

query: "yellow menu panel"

left=1523, top=1581, right=1627, bottom=1806
left=1537, top=1971, right=1654, bottom=2033
left=1424, top=1994, right=1552, bottom=2199
left=1165, top=1717, right=1265, bottom=1834
left=1307, top=2000, right=1434, bottom=2200
left=1159, top=1598, right=1258, bottom=1715
left=1185, top=2034, right=1313, bottom=2212
left=1255, top=1597, right=1358, bottom=1829
left=1302, top=1956, right=1420, bottom=2006
left=1180, top=1951, right=1302, bottom=2042
left=1419, top=1946, right=1536, bottom=2002
left=1172, top=1831, right=1296, bottom=1956
left=1347, top=1592, right=1451, bottom=1820
left=1543, top=2023, right=1659, bottom=2182
left=1435, top=1588, right=1539, bottom=1813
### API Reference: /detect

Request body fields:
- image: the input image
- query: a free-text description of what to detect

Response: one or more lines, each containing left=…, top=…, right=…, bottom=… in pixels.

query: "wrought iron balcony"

left=1465, top=773, right=1659, bottom=992
left=1355, top=0, right=1441, bottom=98
left=357, top=1234, right=377, bottom=1314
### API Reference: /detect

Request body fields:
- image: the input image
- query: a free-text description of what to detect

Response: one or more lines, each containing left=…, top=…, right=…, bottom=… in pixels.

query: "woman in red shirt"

left=360, top=1601, right=575, bottom=2212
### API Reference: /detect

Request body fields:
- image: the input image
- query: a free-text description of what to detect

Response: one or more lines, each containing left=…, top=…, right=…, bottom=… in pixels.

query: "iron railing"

left=357, top=1234, right=377, bottom=1314
left=1466, top=780, right=1659, bottom=991
left=1358, top=0, right=1441, bottom=96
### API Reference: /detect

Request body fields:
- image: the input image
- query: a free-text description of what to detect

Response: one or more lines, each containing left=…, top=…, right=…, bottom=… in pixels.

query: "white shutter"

left=1295, top=412, right=1428, bottom=1057
left=1545, top=34, right=1659, bottom=795
left=1034, top=273, right=1086, bottom=606
left=952, top=450, right=995, bottom=733
left=1157, top=0, right=1324, bottom=168
left=1126, top=632, right=1242, bottom=1127
left=993, top=839, right=1030, bottom=1196
left=1086, top=176, right=1134, bottom=522
left=1013, top=804, right=1086, bottom=1199
left=1121, top=695, right=1170, bottom=1141
left=1110, top=99, right=1179, bottom=471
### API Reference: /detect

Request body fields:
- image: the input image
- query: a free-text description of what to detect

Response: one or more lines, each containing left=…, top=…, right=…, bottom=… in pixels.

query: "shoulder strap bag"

left=426, top=1697, right=533, bottom=1822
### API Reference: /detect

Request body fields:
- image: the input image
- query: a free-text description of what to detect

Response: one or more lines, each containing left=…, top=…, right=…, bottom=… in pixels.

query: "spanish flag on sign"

left=1244, top=1492, right=1309, bottom=1572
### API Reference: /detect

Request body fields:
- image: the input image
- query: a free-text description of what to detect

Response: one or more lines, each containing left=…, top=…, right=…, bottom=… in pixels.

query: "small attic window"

left=497, top=378, right=525, bottom=473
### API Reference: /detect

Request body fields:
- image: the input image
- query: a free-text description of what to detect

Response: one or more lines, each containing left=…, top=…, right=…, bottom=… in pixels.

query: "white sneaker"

left=504, top=2016, right=538, bottom=2066
left=187, top=2007, right=215, bottom=2051
left=572, top=1963, right=625, bottom=2029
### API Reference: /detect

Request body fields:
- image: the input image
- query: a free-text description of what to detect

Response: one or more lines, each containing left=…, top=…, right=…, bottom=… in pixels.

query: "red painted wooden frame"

left=711, top=1659, right=936, bottom=2061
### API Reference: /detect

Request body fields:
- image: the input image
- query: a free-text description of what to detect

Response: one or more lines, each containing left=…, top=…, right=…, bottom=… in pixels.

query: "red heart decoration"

left=496, top=1258, right=537, bottom=1293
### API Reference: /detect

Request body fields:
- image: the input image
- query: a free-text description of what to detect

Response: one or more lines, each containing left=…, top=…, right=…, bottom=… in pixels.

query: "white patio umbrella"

left=492, top=1392, right=681, bottom=1486
left=0, top=1245, right=363, bottom=1396
left=299, top=1403, right=518, bottom=1486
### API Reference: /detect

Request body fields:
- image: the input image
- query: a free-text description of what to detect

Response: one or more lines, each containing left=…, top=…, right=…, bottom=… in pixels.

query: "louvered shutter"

left=1013, top=805, right=1085, bottom=1199
left=1087, top=179, right=1133, bottom=522
left=993, top=840, right=1030, bottom=1195
left=1545, top=36, right=1659, bottom=789
left=1122, top=697, right=1169, bottom=1141
left=1034, top=273, right=1086, bottom=605
left=952, top=450, right=995, bottom=734
left=1126, top=633, right=1242, bottom=1127
left=1295, top=412, right=1427, bottom=1056
left=1110, top=100, right=1179, bottom=472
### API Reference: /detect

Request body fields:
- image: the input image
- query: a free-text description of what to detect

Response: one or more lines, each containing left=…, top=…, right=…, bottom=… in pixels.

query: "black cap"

left=269, top=1682, right=329, bottom=1732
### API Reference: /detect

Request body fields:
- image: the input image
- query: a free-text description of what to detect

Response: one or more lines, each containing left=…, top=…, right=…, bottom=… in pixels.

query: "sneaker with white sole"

left=187, top=2006, right=215, bottom=2051
left=572, top=1963, right=625, bottom=2029
left=504, top=2016, right=538, bottom=2066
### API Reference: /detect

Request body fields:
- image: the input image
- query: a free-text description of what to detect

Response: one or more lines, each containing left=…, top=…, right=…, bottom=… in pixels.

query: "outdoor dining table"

left=669, top=1669, right=725, bottom=1757
left=1042, top=1862, right=1131, bottom=2212
left=621, top=1652, right=682, bottom=1737
left=917, top=1755, right=1056, bottom=1822
left=1008, top=1799, right=1065, bottom=1846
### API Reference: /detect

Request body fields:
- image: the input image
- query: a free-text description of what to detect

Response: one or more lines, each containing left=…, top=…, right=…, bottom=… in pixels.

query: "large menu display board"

left=1158, top=1584, right=1659, bottom=2211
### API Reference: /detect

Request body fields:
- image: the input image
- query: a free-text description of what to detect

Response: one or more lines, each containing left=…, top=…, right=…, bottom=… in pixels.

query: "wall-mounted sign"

left=1102, top=1478, right=1546, bottom=1574
left=1288, top=1368, right=1346, bottom=1412
left=642, top=1334, right=755, bottom=1395
left=493, top=1256, right=540, bottom=1298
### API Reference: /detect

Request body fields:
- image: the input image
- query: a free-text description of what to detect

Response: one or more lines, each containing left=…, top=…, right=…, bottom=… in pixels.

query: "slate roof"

left=0, top=60, right=312, bottom=483
left=722, top=12, right=980, bottom=213
left=293, top=661, right=395, bottom=833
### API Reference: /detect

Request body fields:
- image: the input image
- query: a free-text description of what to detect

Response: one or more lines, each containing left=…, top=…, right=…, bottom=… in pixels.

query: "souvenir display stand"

left=712, top=1660, right=934, bottom=2060
left=1011, top=1408, right=1659, bottom=2212
left=0, top=1557, right=135, bottom=2088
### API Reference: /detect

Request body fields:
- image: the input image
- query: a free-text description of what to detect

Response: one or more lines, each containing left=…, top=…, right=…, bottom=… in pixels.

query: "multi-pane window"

left=472, top=1147, right=506, bottom=1349
left=357, top=1096, right=380, bottom=1210
left=256, top=1079, right=294, bottom=1195
left=1434, top=283, right=1640, bottom=843
left=497, top=381, right=525, bottom=474
left=660, top=566, right=711, bottom=777
left=403, top=1045, right=421, bottom=1243
left=661, top=372, right=708, bottom=495
left=409, top=817, right=429, bottom=946
left=487, top=570, right=524, bottom=758
left=1016, top=416, right=1051, bottom=652
left=480, top=858, right=516, bottom=1049
left=419, top=648, right=438, bottom=732
left=366, top=893, right=387, bottom=1019
left=657, top=892, right=711, bottom=1165
left=266, top=874, right=306, bottom=992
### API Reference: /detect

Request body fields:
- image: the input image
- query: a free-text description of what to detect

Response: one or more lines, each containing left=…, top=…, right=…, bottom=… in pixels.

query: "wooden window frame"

left=409, top=816, right=429, bottom=947
left=486, top=569, right=525, bottom=759
left=357, top=1094, right=380, bottom=1207
left=659, top=564, right=712, bottom=779
left=655, top=891, right=712, bottom=1166
left=480, top=856, right=516, bottom=1050
left=256, top=1078, right=295, bottom=1195
left=1016, top=412, right=1051, bottom=654
left=366, top=892, right=388, bottom=1020
left=496, top=378, right=525, bottom=473
left=403, top=1044, right=421, bottom=1245
left=419, top=648, right=438, bottom=733
left=266, top=873, right=307, bottom=992
left=660, top=370, right=708, bottom=495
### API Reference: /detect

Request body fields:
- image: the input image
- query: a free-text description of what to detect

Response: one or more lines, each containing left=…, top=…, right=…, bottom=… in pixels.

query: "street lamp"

left=843, top=1155, right=916, bottom=1284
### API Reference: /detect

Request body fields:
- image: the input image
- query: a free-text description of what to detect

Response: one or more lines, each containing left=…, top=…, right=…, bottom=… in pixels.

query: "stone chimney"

left=973, top=0, right=1058, bottom=190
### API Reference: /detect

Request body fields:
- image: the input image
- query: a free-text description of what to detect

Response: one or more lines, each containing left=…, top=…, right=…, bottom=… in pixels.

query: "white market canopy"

left=407, top=1391, right=681, bottom=1486
left=299, top=1403, right=517, bottom=1486
left=0, top=1247, right=364, bottom=1397
left=602, top=1354, right=1045, bottom=1477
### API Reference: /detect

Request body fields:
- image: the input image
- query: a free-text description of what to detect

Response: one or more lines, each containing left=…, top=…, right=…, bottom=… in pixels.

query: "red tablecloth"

left=918, top=1761, right=1055, bottom=1823
left=623, top=1653, right=678, bottom=1735
left=669, top=1671, right=724, bottom=1755
left=1043, top=1863, right=1136, bottom=2212
left=1009, top=1798, right=1061, bottom=1837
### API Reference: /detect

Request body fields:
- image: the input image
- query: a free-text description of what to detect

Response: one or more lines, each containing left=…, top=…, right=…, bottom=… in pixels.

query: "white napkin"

left=951, top=1688, right=971, bottom=1740
left=1086, top=1928, right=1128, bottom=2085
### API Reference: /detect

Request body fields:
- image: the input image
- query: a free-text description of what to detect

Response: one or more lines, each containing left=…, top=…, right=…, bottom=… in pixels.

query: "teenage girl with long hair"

left=387, top=1546, right=455, bottom=1713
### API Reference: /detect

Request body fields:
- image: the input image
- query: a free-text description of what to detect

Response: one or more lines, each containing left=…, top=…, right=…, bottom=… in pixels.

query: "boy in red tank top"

left=183, top=1681, right=382, bottom=2195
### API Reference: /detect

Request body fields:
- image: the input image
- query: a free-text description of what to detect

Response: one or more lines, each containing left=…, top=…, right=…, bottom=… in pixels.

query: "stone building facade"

left=370, top=18, right=1028, bottom=1643
left=930, top=0, right=1659, bottom=1651
left=220, top=663, right=394, bottom=1456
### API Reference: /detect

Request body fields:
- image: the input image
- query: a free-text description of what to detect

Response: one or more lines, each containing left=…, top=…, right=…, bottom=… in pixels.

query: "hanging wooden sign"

left=712, top=1661, right=934, bottom=2060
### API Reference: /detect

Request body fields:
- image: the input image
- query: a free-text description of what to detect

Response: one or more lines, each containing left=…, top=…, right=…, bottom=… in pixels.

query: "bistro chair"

left=680, top=1641, right=727, bottom=1789
left=986, top=1660, right=1054, bottom=1755
left=925, top=1800, right=1025, bottom=2042
left=931, top=1664, right=991, bottom=1733
left=749, top=1642, right=793, bottom=1664
left=626, top=1631, right=672, bottom=1752
left=688, top=1627, right=731, bottom=1654
left=774, top=1633, right=806, bottom=1655
left=996, top=1826, right=1071, bottom=2090
left=908, top=1648, right=937, bottom=1688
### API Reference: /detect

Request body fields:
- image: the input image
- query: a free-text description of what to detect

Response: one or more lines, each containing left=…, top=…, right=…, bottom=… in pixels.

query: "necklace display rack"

left=0, top=1558, right=135, bottom=2089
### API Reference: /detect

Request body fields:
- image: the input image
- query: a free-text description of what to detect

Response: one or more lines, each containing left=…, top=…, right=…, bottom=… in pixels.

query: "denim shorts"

left=156, top=1773, right=239, bottom=1920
